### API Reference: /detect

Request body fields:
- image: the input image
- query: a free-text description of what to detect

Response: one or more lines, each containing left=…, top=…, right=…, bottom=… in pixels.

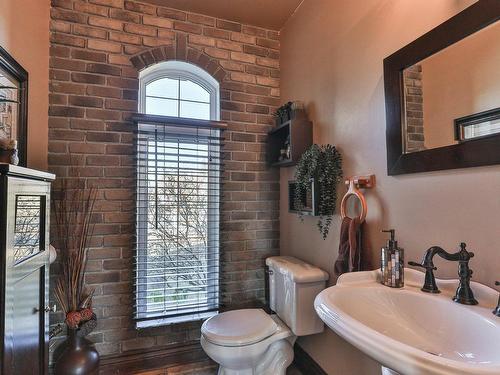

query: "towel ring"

left=340, top=180, right=367, bottom=222
left=340, top=175, right=374, bottom=223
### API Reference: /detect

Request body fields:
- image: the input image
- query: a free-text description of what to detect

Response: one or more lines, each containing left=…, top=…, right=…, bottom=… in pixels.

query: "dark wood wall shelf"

left=266, top=116, right=312, bottom=167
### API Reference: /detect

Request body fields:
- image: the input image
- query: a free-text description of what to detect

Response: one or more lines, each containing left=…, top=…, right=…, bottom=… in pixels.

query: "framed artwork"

left=0, top=46, right=28, bottom=166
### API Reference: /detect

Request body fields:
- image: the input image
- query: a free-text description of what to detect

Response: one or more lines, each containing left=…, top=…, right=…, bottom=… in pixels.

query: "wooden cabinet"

left=0, top=164, right=55, bottom=375
left=266, top=114, right=313, bottom=167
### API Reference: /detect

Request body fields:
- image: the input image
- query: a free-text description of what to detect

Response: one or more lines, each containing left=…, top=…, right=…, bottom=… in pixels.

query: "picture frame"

left=383, top=1, right=500, bottom=175
left=0, top=46, right=28, bottom=166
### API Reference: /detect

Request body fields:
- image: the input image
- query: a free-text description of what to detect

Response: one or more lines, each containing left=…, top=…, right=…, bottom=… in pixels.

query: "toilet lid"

left=201, top=309, right=278, bottom=347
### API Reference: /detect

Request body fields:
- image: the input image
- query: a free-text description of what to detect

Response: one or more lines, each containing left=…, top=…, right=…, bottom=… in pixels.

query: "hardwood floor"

left=135, top=359, right=215, bottom=375
left=287, top=364, right=305, bottom=375
left=134, top=360, right=304, bottom=375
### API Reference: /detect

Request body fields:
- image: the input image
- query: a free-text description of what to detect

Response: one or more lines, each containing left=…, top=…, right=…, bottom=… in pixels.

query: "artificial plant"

left=294, top=144, right=343, bottom=239
left=272, top=101, right=293, bottom=124
left=53, top=181, right=98, bottom=337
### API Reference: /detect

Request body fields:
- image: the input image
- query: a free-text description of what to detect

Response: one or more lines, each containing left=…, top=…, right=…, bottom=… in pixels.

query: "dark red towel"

left=333, top=216, right=366, bottom=281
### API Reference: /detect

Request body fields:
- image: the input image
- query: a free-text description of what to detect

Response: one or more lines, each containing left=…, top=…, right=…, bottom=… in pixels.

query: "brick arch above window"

left=129, top=38, right=227, bottom=84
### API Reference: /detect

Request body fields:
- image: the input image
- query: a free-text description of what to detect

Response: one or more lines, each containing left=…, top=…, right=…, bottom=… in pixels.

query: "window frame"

left=135, top=61, right=221, bottom=328
left=135, top=125, right=221, bottom=327
left=139, top=61, right=220, bottom=121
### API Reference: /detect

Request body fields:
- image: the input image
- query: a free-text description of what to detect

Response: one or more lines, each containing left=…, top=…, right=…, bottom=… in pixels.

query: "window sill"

left=136, top=310, right=218, bottom=329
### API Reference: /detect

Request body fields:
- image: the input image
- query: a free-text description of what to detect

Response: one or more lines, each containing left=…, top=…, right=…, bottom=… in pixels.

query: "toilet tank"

left=266, top=256, right=329, bottom=336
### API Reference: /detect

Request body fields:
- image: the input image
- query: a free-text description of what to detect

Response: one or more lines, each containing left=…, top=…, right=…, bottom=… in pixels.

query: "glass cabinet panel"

left=13, top=195, right=43, bottom=264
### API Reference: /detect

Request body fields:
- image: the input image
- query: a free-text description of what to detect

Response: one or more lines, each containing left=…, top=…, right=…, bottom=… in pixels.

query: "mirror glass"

left=0, top=69, right=19, bottom=142
left=402, top=21, right=500, bottom=153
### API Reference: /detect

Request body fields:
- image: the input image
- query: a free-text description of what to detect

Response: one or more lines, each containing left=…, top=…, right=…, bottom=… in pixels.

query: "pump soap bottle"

left=381, top=229, right=404, bottom=288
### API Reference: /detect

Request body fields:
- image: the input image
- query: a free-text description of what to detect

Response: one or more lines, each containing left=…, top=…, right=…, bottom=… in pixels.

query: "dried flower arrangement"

left=53, top=182, right=98, bottom=337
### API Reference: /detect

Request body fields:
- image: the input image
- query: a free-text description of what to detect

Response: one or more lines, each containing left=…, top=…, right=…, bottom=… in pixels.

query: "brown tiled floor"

left=135, top=360, right=303, bottom=375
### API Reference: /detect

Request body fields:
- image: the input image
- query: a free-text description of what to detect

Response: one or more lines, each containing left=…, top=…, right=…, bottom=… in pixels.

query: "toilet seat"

left=201, top=309, right=278, bottom=347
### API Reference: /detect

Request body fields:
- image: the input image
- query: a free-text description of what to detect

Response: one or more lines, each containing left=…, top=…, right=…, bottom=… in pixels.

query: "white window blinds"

left=134, top=115, right=223, bottom=325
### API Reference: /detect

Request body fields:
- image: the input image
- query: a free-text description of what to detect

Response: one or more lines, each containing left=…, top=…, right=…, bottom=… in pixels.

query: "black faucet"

left=409, top=242, right=478, bottom=305
left=494, top=281, right=500, bottom=317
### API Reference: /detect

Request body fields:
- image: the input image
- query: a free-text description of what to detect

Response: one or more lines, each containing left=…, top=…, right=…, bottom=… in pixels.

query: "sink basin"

left=314, top=268, right=500, bottom=375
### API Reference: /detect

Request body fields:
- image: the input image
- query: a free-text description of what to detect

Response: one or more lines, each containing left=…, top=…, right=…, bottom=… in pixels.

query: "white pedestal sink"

left=314, top=268, right=500, bottom=375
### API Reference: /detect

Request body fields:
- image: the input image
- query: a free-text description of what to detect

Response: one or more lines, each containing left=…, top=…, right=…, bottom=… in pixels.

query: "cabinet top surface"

left=0, top=163, right=55, bottom=181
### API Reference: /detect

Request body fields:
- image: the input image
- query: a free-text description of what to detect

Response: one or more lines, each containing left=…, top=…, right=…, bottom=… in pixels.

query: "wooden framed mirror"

left=0, top=46, right=28, bottom=166
left=383, top=1, right=500, bottom=175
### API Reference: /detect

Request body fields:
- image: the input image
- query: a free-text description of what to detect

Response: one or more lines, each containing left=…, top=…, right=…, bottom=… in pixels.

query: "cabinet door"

left=3, top=177, right=50, bottom=375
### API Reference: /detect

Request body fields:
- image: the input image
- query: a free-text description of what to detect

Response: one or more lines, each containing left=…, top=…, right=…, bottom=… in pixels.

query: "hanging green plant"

left=294, top=144, right=343, bottom=239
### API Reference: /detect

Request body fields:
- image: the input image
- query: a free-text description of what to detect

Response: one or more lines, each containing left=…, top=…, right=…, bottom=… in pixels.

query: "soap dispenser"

left=381, top=229, right=404, bottom=288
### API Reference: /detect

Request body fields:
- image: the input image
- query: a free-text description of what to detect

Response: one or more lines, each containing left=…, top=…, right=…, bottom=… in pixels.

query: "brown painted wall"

left=280, top=0, right=499, bottom=374
left=0, top=0, right=50, bottom=170
left=48, top=0, right=280, bottom=357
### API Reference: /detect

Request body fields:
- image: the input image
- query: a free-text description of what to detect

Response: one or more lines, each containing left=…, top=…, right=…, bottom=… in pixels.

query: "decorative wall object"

left=294, top=144, right=343, bottom=239
left=288, top=179, right=318, bottom=216
left=0, top=46, right=28, bottom=166
left=267, top=107, right=312, bottom=167
left=384, top=1, right=500, bottom=174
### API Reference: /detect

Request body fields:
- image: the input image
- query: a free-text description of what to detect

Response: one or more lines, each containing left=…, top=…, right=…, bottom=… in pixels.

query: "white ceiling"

left=141, top=0, right=303, bottom=30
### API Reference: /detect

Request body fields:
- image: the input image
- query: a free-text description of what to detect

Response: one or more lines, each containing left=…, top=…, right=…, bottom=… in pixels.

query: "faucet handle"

left=409, top=260, right=440, bottom=293
left=459, top=242, right=474, bottom=259
left=494, top=282, right=500, bottom=317
left=408, top=261, right=437, bottom=271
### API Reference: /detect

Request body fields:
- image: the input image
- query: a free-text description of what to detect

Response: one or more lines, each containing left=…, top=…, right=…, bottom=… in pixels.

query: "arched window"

left=135, top=61, right=222, bottom=327
left=139, top=61, right=220, bottom=121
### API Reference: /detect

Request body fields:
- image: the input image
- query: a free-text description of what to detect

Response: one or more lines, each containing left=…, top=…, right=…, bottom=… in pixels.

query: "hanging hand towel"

left=333, top=216, right=366, bottom=282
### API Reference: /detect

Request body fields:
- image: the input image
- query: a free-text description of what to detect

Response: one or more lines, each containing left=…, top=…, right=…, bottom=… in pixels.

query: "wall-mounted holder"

left=288, top=179, right=318, bottom=216
left=340, top=175, right=375, bottom=223
left=266, top=112, right=312, bottom=168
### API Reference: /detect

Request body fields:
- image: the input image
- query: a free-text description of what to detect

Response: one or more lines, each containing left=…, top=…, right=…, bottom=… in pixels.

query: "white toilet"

left=200, top=256, right=329, bottom=375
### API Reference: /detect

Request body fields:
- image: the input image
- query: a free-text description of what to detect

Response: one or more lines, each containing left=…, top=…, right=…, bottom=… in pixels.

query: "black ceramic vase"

left=55, top=329, right=100, bottom=375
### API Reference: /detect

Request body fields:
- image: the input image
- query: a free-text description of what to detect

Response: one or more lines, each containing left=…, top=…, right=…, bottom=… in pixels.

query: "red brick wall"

left=403, top=65, right=425, bottom=152
left=49, top=0, right=280, bottom=356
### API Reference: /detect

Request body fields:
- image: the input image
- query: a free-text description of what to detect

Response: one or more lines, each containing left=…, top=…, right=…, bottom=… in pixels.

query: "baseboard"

left=293, top=343, right=328, bottom=375
left=99, top=341, right=209, bottom=374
